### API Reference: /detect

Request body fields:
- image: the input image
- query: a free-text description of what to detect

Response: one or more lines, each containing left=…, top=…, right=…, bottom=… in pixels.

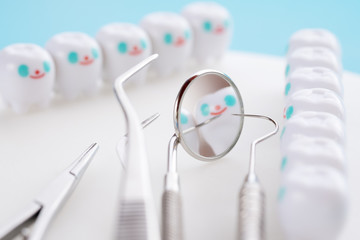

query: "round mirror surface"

left=174, top=70, right=244, bottom=161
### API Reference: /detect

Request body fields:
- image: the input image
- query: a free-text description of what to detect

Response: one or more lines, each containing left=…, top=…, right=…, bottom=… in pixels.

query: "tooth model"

left=96, top=23, right=151, bottom=84
left=286, top=47, right=342, bottom=77
left=140, top=12, right=192, bottom=76
left=0, top=43, right=55, bottom=113
left=281, top=136, right=346, bottom=174
left=283, top=88, right=345, bottom=121
left=195, top=86, right=242, bottom=155
left=280, top=111, right=345, bottom=152
left=287, top=28, right=341, bottom=59
left=278, top=166, right=348, bottom=240
left=285, top=67, right=343, bottom=98
left=182, top=2, right=232, bottom=64
left=46, top=32, right=102, bottom=99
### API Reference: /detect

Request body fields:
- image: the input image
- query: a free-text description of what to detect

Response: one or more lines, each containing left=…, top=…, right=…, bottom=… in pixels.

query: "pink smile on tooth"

left=175, top=37, right=185, bottom=47
left=210, top=106, right=227, bottom=115
left=80, top=56, right=94, bottom=65
left=30, top=69, right=45, bottom=79
left=129, top=46, right=143, bottom=56
left=215, top=26, right=224, bottom=34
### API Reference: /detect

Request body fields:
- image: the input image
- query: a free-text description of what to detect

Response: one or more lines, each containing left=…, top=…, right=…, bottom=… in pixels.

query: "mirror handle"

left=162, top=189, right=183, bottom=240
left=162, top=172, right=183, bottom=240
left=237, top=179, right=265, bottom=240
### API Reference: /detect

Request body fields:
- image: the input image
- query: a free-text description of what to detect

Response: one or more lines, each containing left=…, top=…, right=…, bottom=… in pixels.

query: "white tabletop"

left=0, top=51, right=359, bottom=239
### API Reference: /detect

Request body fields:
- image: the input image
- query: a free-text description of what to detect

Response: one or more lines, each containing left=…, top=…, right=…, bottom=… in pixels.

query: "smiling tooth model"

left=182, top=2, right=232, bottom=64
left=140, top=12, right=192, bottom=76
left=96, top=23, right=151, bottom=84
left=195, top=86, right=242, bottom=155
left=46, top=32, right=102, bottom=99
left=0, top=43, right=55, bottom=113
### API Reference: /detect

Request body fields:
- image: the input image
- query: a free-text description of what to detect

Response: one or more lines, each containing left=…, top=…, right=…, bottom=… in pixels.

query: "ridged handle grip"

left=237, top=181, right=265, bottom=240
left=162, top=190, right=183, bottom=240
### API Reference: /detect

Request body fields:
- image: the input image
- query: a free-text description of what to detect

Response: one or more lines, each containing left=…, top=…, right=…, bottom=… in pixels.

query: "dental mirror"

left=163, top=69, right=244, bottom=240
left=175, top=70, right=244, bottom=160
left=162, top=69, right=278, bottom=240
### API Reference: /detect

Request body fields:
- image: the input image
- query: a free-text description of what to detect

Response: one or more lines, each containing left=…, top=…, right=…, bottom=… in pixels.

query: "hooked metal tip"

left=141, top=113, right=160, bottom=129
left=118, top=113, right=160, bottom=169
left=69, top=143, right=99, bottom=177
left=114, top=54, right=159, bottom=87
left=232, top=113, right=279, bottom=176
left=113, top=54, right=159, bottom=109
left=122, top=113, right=160, bottom=138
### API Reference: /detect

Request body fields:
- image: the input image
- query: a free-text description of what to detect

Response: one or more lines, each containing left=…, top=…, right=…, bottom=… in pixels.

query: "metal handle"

left=162, top=170, right=183, bottom=240
left=162, top=190, right=183, bottom=240
left=237, top=179, right=265, bottom=240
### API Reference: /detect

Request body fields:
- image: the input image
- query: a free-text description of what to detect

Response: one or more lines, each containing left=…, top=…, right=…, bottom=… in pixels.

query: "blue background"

left=0, top=0, right=359, bottom=73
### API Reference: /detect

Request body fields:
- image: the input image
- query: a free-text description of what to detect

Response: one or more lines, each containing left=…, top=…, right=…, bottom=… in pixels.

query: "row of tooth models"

left=278, top=29, right=347, bottom=240
left=0, top=2, right=232, bottom=114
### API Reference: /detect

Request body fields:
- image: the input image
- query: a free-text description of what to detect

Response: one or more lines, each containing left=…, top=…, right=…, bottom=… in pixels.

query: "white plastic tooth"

left=286, top=47, right=342, bottom=77
left=283, top=88, right=345, bottom=121
left=46, top=32, right=102, bottom=99
left=140, top=12, right=192, bottom=76
left=0, top=43, right=55, bottom=113
left=280, top=111, right=346, bottom=152
left=278, top=165, right=348, bottom=240
left=179, top=108, right=200, bottom=155
left=280, top=136, right=346, bottom=174
left=285, top=67, right=343, bottom=98
left=195, top=87, right=242, bottom=155
left=96, top=23, right=152, bottom=84
left=287, top=28, right=341, bottom=59
left=182, top=2, right=232, bottom=64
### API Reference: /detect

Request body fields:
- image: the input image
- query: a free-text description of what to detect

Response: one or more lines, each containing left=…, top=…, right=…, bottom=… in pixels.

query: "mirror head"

left=174, top=70, right=244, bottom=161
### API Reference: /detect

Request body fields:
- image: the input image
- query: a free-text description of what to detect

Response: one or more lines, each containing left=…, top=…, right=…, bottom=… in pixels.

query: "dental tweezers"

left=113, top=54, right=161, bottom=240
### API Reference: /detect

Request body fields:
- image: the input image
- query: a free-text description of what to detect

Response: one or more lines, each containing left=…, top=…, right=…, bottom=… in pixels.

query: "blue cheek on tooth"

left=286, top=106, right=294, bottom=119
left=180, top=113, right=188, bottom=125
left=118, top=42, right=128, bottom=54
left=43, top=61, right=50, bottom=72
left=224, top=95, right=236, bottom=106
left=285, top=82, right=291, bottom=96
left=285, top=64, right=290, bottom=77
left=280, top=127, right=286, bottom=139
left=164, top=33, right=173, bottom=45
left=92, top=48, right=99, bottom=59
left=203, top=21, right=212, bottom=32
left=184, top=30, right=190, bottom=39
left=140, top=39, right=147, bottom=50
left=18, top=64, right=29, bottom=77
left=224, top=19, right=230, bottom=28
left=201, top=103, right=210, bottom=116
left=281, top=157, right=287, bottom=171
left=278, top=187, right=286, bottom=201
left=68, top=52, right=78, bottom=64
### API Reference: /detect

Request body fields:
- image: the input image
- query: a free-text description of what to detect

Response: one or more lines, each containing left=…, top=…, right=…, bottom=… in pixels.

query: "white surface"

left=0, top=51, right=359, bottom=239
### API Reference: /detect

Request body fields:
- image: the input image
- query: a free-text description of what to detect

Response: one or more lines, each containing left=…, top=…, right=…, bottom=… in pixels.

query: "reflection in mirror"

left=176, top=71, right=244, bottom=160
